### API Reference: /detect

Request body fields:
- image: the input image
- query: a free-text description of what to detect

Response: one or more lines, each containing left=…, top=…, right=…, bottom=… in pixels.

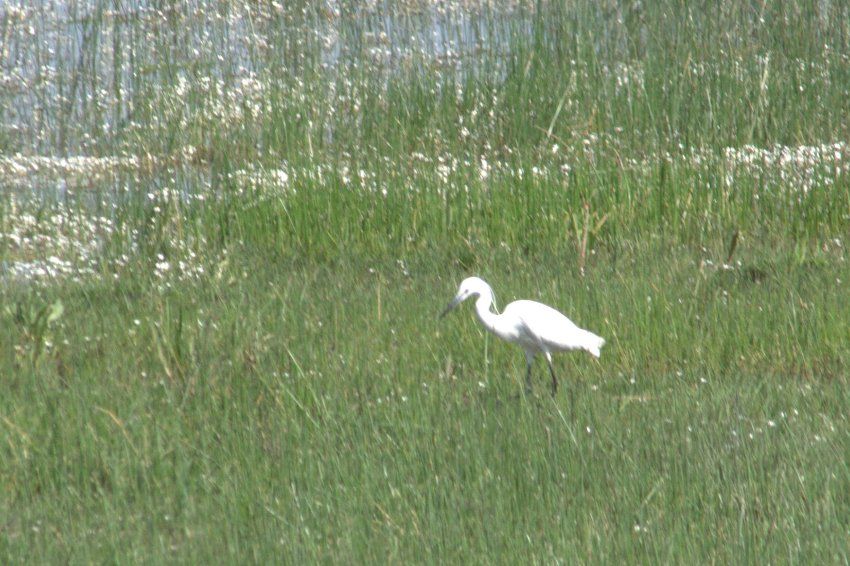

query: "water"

left=0, top=1, right=523, bottom=156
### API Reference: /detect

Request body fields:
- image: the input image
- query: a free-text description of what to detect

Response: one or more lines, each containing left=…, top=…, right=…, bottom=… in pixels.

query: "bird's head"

left=440, top=277, right=492, bottom=318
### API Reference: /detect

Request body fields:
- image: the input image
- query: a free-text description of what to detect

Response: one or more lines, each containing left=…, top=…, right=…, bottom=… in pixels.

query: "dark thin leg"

left=524, top=352, right=535, bottom=394
left=547, top=356, right=573, bottom=418
left=546, top=358, right=558, bottom=395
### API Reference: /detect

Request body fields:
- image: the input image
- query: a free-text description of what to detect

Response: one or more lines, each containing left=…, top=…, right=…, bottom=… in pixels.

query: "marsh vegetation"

left=2, top=1, right=850, bottom=561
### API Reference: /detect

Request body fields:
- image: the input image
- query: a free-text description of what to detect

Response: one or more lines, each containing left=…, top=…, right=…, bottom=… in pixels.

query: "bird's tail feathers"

left=583, top=332, right=605, bottom=358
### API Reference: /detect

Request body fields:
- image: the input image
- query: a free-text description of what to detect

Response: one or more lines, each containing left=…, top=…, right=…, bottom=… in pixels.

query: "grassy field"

left=2, top=0, right=850, bottom=562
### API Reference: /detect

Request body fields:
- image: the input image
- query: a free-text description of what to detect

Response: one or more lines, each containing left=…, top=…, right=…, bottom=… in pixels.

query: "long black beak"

left=440, top=295, right=462, bottom=319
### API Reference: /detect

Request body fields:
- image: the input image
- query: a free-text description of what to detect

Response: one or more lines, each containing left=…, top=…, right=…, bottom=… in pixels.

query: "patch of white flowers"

left=1, top=188, right=212, bottom=285
left=1, top=199, right=113, bottom=282
left=721, top=142, right=849, bottom=195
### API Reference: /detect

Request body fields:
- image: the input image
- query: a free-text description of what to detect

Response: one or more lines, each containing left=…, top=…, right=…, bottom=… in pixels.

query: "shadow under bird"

left=441, top=277, right=605, bottom=395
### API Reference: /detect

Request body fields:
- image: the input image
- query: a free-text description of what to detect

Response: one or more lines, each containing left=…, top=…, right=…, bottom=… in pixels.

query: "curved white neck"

left=473, top=291, right=501, bottom=335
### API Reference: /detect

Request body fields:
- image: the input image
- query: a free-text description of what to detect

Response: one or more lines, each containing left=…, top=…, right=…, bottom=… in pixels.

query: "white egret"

left=440, top=276, right=605, bottom=395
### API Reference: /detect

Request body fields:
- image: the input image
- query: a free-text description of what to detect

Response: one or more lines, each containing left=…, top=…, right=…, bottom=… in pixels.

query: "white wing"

left=505, top=300, right=604, bottom=356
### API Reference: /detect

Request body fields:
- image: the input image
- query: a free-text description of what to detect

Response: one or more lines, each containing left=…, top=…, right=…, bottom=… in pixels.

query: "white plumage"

left=441, top=276, right=604, bottom=394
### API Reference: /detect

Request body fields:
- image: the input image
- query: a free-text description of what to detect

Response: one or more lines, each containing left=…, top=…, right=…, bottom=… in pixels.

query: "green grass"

left=3, top=0, right=850, bottom=562
left=2, top=244, right=850, bottom=562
